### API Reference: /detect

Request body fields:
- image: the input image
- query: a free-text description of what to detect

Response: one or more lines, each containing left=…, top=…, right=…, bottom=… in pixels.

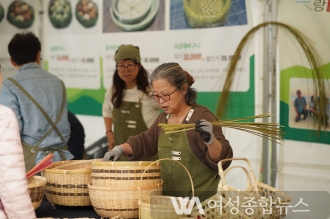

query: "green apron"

left=8, top=78, right=68, bottom=173
left=158, top=110, right=219, bottom=202
left=112, top=93, right=157, bottom=161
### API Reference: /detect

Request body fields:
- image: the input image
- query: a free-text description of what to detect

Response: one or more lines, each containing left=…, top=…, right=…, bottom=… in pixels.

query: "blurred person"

left=102, top=44, right=160, bottom=160
left=294, top=89, right=308, bottom=122
left=68, top=111, right=86, bottom=159
left=103, top=62, right=233, bottom=202
left=0, top=32, right=73, bottom=172
left=309, top=95, right=316, bottom=117
left=0, top=63, right=36, bottom=219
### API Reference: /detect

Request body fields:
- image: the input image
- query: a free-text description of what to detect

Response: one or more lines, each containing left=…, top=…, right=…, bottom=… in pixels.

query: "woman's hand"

left=103, top=146, right=123, bottom=161
left=195, top=119, right=215, bottom=145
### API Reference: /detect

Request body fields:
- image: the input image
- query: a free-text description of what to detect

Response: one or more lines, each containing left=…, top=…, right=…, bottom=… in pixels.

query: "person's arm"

left=104, top=117, right=114, bottom=150
left=102, top=88, right=114, bottom=150
left=0, top=106, right=36, bottom=219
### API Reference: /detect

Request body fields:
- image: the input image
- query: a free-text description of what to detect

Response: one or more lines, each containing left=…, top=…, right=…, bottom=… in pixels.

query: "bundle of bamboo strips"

left=159, top=113, right=284, bottom=144
left=26, top=153, right=54, bottom=178
left=216, top=21, right=329, bottom=133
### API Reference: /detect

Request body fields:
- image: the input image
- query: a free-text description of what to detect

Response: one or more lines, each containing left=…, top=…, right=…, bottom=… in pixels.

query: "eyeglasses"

left=117, top=64, right=136, bottom=72
left=150, top=88, right=178, bottom=102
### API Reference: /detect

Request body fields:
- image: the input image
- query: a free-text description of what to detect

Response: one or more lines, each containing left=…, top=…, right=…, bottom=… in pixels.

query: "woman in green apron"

left=102, top=44, right=160, bottom=161
left=103, top=62, right=233, bottom=202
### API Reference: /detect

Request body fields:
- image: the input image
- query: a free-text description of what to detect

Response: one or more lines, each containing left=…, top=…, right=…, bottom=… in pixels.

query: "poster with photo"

left=0, top=0, right=39, bottom=79
left=43, top=0, right=102, bottom=91
left=278, top=0, right=330, bottom=143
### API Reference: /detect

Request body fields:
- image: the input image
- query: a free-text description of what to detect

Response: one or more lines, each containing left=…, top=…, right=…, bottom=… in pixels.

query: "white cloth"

left=102, top=86, right=160, bottom=128
left=0, top=105, right=36, bottom=219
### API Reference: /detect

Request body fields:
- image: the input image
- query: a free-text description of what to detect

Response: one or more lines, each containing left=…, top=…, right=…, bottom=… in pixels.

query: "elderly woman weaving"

left=103, top=62, right=233, bottom=201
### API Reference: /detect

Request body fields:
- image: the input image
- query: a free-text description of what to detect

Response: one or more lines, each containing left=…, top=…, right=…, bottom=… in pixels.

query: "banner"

left=0, top=0, right=39, bottom=78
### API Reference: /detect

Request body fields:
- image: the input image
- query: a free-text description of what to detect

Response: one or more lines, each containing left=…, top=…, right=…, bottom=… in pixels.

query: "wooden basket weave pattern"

left=28, top=175, right=47, bottom=210
left=88, top=182, right=163, bottom=218
left=43, top=160, right=98, bottom=206
left=91, top=162, right=161, bottom=187
left=183, top=0, right=231, bottom=28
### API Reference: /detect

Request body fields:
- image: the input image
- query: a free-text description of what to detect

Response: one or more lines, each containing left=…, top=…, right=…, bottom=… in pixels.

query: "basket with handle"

left=88, top=161, right=163, bottom=219
left=90, top=161, right=161, bottom=188
left=42, top=159, right=101, bottom=206
left=138, top=158, right=195, bottom=219
left=190, top=158, right=291, bottom=219
left=27, top=175, right=47, bottom=209
left=183, top=0, right=231, bottom=28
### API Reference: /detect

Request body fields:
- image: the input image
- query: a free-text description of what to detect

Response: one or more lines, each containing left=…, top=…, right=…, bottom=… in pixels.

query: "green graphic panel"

left=280, top=63, right=330, bottom=143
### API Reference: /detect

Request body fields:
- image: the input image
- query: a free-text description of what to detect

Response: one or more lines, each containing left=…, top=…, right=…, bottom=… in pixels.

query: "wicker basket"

left=183, top=0, right=231, bottom=28
left=190, top=158, right=291, bottom=219
left=139, top=158, right=194, bottom=219
left=27, top=175, right=47, bottom=210
left=91, top=161, right=161, bottom=187
left=88, top=182, right=163, bottom=219
left=43, top=159, right=100, bottom=206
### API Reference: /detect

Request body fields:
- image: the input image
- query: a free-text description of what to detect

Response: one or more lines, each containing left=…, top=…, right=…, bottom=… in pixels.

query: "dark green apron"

left=8, top=78, right=68, bottom=173
left=158, top=109, right=219, bottom=202
left=112, top=93, right=158, bottom=161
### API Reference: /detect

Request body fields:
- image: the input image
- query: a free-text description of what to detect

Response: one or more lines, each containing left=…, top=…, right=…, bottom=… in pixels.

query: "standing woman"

left=102, top=44, right=160, bottom=160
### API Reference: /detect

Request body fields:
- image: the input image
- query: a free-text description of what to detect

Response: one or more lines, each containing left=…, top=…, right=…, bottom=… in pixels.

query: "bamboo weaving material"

left=91, top=161, right=161, bottom=188
left=28, top=175, right=47, bottom=210
left=159, top=113, right=284, bottom=144
left=138, top=158, right=195, bottom=219
left=43, top=159, right=100, bottom=206
left=216, top=21, right=329, bottom=134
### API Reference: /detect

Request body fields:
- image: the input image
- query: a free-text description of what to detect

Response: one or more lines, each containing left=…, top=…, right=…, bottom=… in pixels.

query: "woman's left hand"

left=195, top=119, right=214, bottom=145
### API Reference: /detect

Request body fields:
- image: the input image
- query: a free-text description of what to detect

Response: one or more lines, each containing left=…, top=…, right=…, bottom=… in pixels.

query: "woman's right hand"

left=103, top=146, right=123, bottom=161
left=106, top=131, right=114, bottom=150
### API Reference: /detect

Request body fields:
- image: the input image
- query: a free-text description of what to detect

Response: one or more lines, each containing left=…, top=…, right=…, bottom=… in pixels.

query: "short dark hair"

left=8, top=32, right=41, bottom=66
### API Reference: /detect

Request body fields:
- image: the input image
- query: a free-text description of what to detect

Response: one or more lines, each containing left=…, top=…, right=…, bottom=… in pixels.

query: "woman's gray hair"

left=150, top=62, right=197, bottom=106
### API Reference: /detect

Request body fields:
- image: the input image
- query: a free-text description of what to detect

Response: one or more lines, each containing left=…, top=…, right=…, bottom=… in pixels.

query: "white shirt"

left=102, top=86, right=161, bottom=128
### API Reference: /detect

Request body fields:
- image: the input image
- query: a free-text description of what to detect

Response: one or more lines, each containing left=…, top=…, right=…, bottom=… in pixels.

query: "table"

left=35, top=201, right=101, bottom=219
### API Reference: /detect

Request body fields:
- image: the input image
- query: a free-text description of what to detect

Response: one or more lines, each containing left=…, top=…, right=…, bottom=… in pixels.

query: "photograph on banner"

left=0, top=0, right=39, bottom=80
left=103, top=0, right=165, bottom=32
left=289, top=78, right=330, bottom=130
left=46, top=0, right=101, bottom=34
left=170, top=0, right=247, bottom=30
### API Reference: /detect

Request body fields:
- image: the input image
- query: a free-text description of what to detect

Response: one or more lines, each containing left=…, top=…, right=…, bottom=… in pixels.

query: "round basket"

left=43, top=159, right=100, bottom=206
left=91, top=161, right=161, bottom=187
left=138, top=159, right=194, bottom=219
left=183, top=0, right=231, bottom=28
left=27, top=175, right=47, bottom=210
left=88, top=181, right=163, bottom=219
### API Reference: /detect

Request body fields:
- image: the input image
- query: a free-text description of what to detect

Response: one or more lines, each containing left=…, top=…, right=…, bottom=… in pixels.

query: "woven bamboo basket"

left=27, top=175, right=47, bottom=210
left=183, top=0, right=231, bottom=28
left=91, top=161, right=161, bottom=187
left=190, top=158, right=291, bottom=219
left=88, top=181, right=163, bottom=219
left=43, top=159, right=101, bottom=206
left=138, top=158, right=194, bottom=219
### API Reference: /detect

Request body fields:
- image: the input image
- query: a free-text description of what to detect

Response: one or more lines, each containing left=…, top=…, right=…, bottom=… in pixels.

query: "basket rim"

left=28, top=175, right=47, bottom=188
left=53, top=158, right=102, bottom=169
left=87, top=181, right=163, bottom=191
left=43, top=167, right=91, bottom=174
left=92, top=160, right=161, bottom=167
